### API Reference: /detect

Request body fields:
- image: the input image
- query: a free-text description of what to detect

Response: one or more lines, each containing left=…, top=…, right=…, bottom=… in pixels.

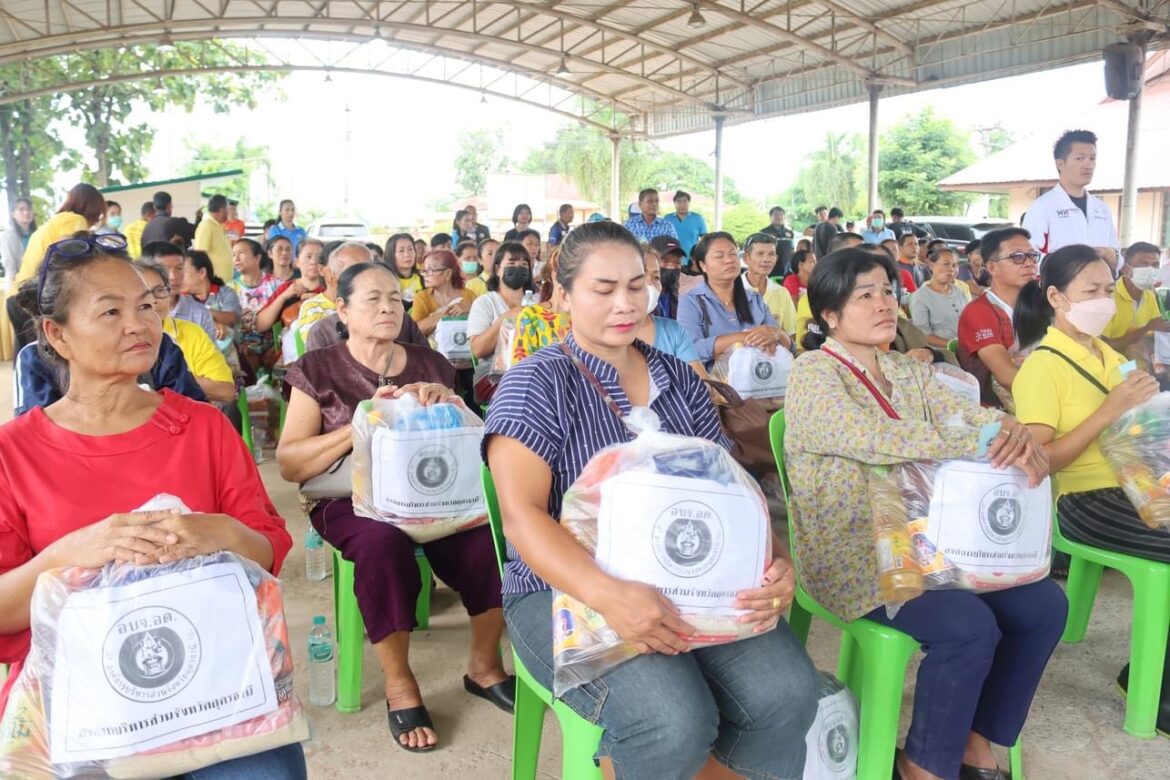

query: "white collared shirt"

left=1023, top=183, right=1119, bottom=265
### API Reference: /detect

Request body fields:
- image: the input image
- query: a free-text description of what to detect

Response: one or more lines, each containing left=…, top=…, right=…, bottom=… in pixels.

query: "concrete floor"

left=5, top=362, right=1170, bottom=779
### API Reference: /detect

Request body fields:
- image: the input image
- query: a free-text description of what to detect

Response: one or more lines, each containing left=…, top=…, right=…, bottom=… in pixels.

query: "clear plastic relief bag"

left=351, top=393, right=487, bottom=543
left=552, top=409, right=774, bottom=696
left=709, top=343, right=793, bottom=404
left=0, top=496, right=308, bottom=779
left=868, top=456, right=1053, bottom=615
left=1099, top=392, right=1170, bottom=529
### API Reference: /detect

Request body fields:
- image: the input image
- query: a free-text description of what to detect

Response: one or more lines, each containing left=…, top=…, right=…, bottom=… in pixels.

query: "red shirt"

left=782, top=274, right=804, bottom=304
left=899, top=268, right=918, bottom=294
left=957, top=292, right=1014, bottom=357
left=0, top=391, right=292, bottom=711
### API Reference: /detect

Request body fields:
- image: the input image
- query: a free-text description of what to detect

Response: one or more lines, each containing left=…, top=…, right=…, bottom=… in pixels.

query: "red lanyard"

left=821, top=347, right=901, bottom=421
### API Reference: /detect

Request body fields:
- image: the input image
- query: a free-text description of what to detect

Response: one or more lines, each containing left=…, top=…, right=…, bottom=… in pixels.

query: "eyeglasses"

left=37, top=234, right=129, bottom=309
left=989, top=251, right=1042, bottom=265
left=421, top=267, right=450, bottom=275
left=743, top=233, right=778, bottom=251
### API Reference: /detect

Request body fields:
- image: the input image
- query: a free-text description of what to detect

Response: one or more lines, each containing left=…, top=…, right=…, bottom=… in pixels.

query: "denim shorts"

left=505, top=590, right=818, bottom=780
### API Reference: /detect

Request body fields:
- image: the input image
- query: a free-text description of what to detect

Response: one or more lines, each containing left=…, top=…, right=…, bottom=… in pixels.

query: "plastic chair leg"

left=1061, top=557, right=1104, bottom=643
left=836, top=633, right=861, bottom=692
left=555, top=706, right=604, bottom=780
left=1009, top=739, right=1024, bottom=780
left=238, top=392, right=253, bottom=453
left=511, top=673, right=546, bottom=780
left=788, top=602, right=812, bottom=646
left=335, top=553, right=365, bottom=714
left=414, top=551, right=432, bottom=630
left=853, top=634, right=917, bottom=780
left=1123, top=568, right=1170, bottom=738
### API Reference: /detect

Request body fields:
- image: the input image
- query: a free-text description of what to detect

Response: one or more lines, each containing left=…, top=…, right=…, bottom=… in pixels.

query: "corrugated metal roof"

left=0, top=0, right=1166, bottom=136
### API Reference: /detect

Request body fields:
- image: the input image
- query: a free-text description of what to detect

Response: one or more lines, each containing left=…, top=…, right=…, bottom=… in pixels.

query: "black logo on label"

left=453, top=330, right=468, bottom=346
left=816, top=708, right=854, bottom=773
left=753, top=360, right=774, bottom=381
left=104, top=607, right=201, bottom=702
left=978, top=484, right=1025, bottom=544
left=825, top=723, right=850, bottom=765
left=652, top=501, right=724, bottom=577
left=408, top=446, right=458, bottom=495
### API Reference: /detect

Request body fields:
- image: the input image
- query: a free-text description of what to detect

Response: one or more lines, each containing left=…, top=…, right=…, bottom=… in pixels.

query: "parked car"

left=306, top=219, right=373, bottom=242
left=906, top=217, right=1016, bottom=254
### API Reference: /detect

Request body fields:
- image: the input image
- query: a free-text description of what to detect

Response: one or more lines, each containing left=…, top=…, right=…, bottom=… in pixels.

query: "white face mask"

left=1063, top=296, right=1117, bottom=338
left=646, top=285, right=661, bottom=315
left=1131, top=266, right=1160, bottom=289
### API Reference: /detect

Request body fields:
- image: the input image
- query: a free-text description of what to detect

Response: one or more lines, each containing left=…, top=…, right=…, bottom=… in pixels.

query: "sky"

left=130, top=58, right=1107, bottom=227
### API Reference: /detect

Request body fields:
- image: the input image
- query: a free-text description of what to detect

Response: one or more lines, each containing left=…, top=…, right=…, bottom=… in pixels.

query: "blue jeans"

left=865, top=580, right=1067, bottom=779
left=505, top=590, right=818, bottom=780
left=173, top=742, right=307, bottom=780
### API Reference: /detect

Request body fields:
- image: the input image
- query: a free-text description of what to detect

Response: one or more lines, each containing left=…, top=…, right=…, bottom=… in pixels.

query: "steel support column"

left=1120, top=40, right=1145, bottom=247
left=610, top=133, right=622, bottom=221
left=714, top=114, right=726, bottom=231
left=867, top=82, right=881, bottom=214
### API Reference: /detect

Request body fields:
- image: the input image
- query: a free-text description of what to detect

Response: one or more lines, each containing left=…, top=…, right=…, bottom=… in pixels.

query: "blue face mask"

left=461, top=261, right=479, bottom=275
left=107, top=215, right=123, bottom=230
left=871, top=218, right=884, bottom=230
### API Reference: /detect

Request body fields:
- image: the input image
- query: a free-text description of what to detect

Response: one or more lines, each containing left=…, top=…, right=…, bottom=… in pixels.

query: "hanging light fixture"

left=324, top=70, right=333, bottom=83
left=157, top=32, right=176, bottom=51
left=480, top=92, right=488, bottom=104
left=687, top=4, right=706, bottom=27
left=556, top=56, right=571, bottom=76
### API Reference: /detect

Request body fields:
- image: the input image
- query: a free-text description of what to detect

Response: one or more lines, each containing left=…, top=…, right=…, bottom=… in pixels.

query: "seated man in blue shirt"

left=623, top=188, right=679, bottom=243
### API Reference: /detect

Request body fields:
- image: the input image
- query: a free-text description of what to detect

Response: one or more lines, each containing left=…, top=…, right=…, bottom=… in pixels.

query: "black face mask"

left=501, top=266, right=531, bottom=290
left=660, top=268, right=680, bottom=292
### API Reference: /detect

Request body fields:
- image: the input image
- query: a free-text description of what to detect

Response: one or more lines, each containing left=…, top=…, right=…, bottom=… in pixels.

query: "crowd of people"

left=0, top=126, right=1168, bottom=779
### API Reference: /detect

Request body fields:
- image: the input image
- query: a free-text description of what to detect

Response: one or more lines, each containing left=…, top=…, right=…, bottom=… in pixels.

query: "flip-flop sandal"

left=463, top=674, right=516, bottom=713
left=387, top=703, right=438, bottom=752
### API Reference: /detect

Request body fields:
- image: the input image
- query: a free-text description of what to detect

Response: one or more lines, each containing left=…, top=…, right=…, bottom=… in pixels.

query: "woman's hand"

left=906, top=348, right=935, bottom=364
left=596, top=580, right=696, bottom=655
left=1103, top=371, right=1159, bottom=424
left=375, top=382, right=457, bottom=406
left=213, top=321, right=230, bottom=340
left=47, top=511, right=179, bottom=568
left=446, top=298, right=472, bottom=316
left=137, top=512, right=239, bottom=565
left=734, top=555, right=796, bottom=632
left=986, top=416, right=1049, bottom=487
left=742, top=325, right=785, bottom=354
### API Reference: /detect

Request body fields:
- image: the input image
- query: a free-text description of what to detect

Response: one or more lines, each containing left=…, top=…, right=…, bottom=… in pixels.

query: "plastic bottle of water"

left=307, top=615, right=336, bottom=706
left=305, top=527, right=328, bottom=582
left=251, top=424, right=263, bottom=464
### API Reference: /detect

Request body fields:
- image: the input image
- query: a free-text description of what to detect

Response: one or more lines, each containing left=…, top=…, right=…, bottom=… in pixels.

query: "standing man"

left=623, top=188, right=679, bottom=242
left=758, top=206, right=795, bottom=276
left=124, top=200, right=155, bottom=258
left=194, top=194, right=235, bottom=283
left=223, top=199, right=247, bottom=244
left=861, top=209, right=896, bottom=245
left=813, top=207, right=843, bottom=258
left=665, top=190, right=708, bottom=262
left=548, top=203, right=574, bottom=247
left=1023, top=129, right=1119, bottom=264
left=888, top=208, right=928, bottom=241
left=141, top=191, right=195, bottom=248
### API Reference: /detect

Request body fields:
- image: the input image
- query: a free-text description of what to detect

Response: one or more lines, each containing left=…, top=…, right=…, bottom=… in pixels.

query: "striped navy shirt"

left=483, top=333, right=729, bottom=594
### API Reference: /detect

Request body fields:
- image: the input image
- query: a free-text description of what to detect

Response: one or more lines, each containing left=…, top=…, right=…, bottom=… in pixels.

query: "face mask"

left=107, top=215, right=123, bottom=230
left=501, top=266, right=531, bottom=290
left=646, top=285, right=661, bottom=315
left=871, top=218, right=884, bottom=230
left=660, top=268, right=680, bottom=292
left=1063, top=296, right=1117, bottom=338
left=1131, top=266, right=1160, bottom=289
left=461, top=260, right=479, bottom=275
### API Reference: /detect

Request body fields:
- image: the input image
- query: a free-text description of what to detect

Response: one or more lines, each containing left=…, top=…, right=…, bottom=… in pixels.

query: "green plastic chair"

left=1053, top=516, right=1170, bottom=738
left=946, top=338, right=958, bottom=354
left=481, top=465, right=604, bottom=780
left=332, top=546, right=433, bottom=714
left=237, top=390, right=253, bottom=453
left=769, top=411, right=1024, bottom=780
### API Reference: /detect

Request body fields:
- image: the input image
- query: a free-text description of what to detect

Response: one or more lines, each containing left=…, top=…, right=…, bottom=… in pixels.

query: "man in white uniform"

left=1023, top=129, right=1119, bottom=268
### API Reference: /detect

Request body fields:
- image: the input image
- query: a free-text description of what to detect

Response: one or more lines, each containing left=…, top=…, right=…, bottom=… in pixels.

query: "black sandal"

left=387, top=703, right=438, bottom=752
left=463, top=674, right=516, bottom=713
left=958, top=765, right=1008, bottom=780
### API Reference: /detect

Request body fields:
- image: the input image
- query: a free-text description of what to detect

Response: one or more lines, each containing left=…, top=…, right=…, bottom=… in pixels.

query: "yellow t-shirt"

left=954, top=279, right=973, bottom=300
left=410, top=288, right=478, bottom=322
left=193, top=217, right=234, bottom=284
left=398, top=274, right=423, bottom=301
left=164, top=317, right=233, bottom=384
left=1103, top=281, right=1161, bottom=340
left=743, top=272, right=796, bottom=336
left=15, top=212, right=90, bottom=285
left=1012, top=326, right=1128, bottom=497
left=795, top=294, right=812, bottom=352
left=124, top=219, right=148, bottom=259
left=465, top=277, right=488, bottom=298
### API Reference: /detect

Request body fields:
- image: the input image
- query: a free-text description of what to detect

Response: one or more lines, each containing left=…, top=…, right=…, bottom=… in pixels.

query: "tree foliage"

left=878, top=107, right=976, bottom=216
left=776, top=132, right=865, bottom=227
left=178, top=137, right=273, bottom=211
left=720, top=202, right=770, bottom=242
left=453, top=129, right=510, bottom=196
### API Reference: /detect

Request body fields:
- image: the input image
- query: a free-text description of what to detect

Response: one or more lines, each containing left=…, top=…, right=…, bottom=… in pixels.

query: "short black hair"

left=814, top=205, right=828, bottom=213
left=980, top=227, right=1032, bottom=263
left=1054, top=129, right=1097, bottom=160
left=455, top=240, right=478, bottom=256
left=516, top=228, right=541, bottom=243
left=105, top=200, right=120, bottom=210
left=1125, top=242, right=1162, bottom=264
left=827, top=232, right=863, bottom=253
left=899, top=231, right=919, bottom=246
left=208, top=194, right=228, bottom=213
left=828, top=207, right=844, bottom=219
left=964, top=239, right=981, bottom=257
left=140, top=200, right=155, bottom=217
left=638, top=188, right=658, bottom=203
left=152, top=191, right=172, bottom=210
left=890, top=208, right=905, bottom=218
left=871, top=209, right=885, bottom=217
left=769, top=206, right=785, bottom=217
left=430, top=232, right=452, bottom=248
left=673, top=190, right=691, bottom=202
left=803, top=247, right=898, bottom=351
left=140, top=240, right=185, bottom=262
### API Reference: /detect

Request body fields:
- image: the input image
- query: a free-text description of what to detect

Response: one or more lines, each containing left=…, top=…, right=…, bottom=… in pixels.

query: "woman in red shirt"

left=0, top=236, right=303, bottom=778
left=782, top=248, right=816, bottom=304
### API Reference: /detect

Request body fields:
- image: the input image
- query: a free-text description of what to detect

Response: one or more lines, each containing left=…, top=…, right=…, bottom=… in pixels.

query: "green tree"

left=0, top=96, right=76, bottom=213
left=520, top=121, right=650, bottom=211
left=974, top=124, right=1016, bottom=219
left=720, top=202, right=769, bottom=241
left=642, top=150, right=742, bottom=205
left=453, top=129, right=509, bottom=196
left=178, top=137, right=273, bottom=210
left=878, top=108, right=976, bottom=215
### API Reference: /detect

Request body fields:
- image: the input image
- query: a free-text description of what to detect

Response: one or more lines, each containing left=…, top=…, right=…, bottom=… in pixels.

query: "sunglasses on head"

left=37, top=233, right=129, bottom=309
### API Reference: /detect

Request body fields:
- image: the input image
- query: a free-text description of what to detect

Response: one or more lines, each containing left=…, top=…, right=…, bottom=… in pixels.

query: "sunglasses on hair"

left=743, top=233, right=778, bottom=250
left=37, top=234, right=129, bottom=309
left=989, top=251, right=1042, bottom=265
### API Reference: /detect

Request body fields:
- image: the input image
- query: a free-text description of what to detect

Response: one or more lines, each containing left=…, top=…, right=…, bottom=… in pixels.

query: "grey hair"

left=328, top=241, right=374, bottom=273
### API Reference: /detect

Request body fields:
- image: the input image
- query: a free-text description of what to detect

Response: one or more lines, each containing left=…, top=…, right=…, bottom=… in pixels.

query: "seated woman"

left=410, top=250, right=477, bottom=338
left=265, top=235, right=296, bottom=282
left=510, top=248, right=571, bottom=365
left=782, top=248, right=816, bottom=304
left=785, top=247, right=1066, bottom=780
left=1011, top=244, right=1169, bottom=730
left=467, top=241, right=533, bottom=401
left=677, top=232, right=790, bottom=370
left=385, top=233, right=423, bottom=310
left=277, top=262, right=511, bottom=752
left=228, top=239, right=282, bottom=372
left=910, top=246, right=971, bottom=347
left=0, top=236, right=303, bottom=779
left=183, top=249, right=241, bottom=349
left=485, top=221, right=817, bottom=780
left=636, top=245, right=704, bottom=373
left=255, top=238, right=326, bottom=333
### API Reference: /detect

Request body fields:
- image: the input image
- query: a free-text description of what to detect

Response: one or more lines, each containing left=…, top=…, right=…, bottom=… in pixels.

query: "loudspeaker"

left=1104, top=43, right=1143, bottom=100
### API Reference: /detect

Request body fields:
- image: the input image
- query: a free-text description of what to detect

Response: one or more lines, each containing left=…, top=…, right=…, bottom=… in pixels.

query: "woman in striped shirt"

left=484, top=221, right=817, bottom=780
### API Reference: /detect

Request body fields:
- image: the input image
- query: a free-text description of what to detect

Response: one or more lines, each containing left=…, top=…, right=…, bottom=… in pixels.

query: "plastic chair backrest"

left=481, top=465, right=507, bottom=577
left=294, top=327, right=306, bottom=358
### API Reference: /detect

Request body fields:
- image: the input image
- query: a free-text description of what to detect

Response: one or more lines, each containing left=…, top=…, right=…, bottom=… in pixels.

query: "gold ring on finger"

left=772, top=596, right=781, bottom=609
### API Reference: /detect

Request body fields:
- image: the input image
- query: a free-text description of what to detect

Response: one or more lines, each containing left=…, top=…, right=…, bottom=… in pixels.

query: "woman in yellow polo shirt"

left=1011, top=244, right=1168, bottom=729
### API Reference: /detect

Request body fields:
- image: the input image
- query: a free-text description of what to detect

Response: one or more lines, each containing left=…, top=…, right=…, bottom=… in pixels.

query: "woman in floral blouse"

left=784, top=246, right=1067, bottom=780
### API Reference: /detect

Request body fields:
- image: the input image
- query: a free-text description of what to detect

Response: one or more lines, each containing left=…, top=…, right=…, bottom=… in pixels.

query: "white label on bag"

left=727, top=347, right=792, bottom=399
left=371, top=427, right=485, bottom=519
left=925, top=461, right=1052, bottom=572
left=48, top=561, right=276, bottom=763
left=594, top=472, right=767, bottom=614
left=803, top=688, right=859, bottom=780
left=436, top=318, right=471, bottom=361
